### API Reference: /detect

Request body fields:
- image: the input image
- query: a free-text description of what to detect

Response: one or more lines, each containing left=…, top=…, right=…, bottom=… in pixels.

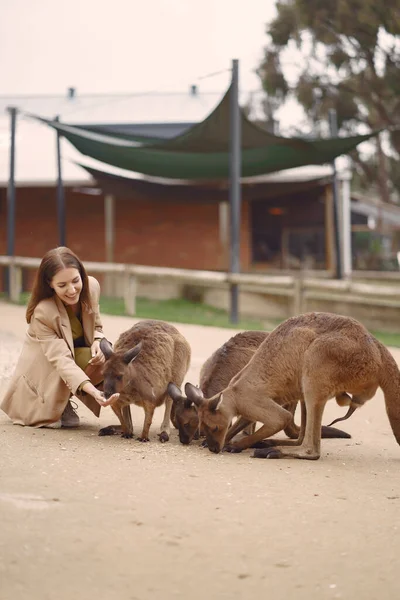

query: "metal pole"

left=6, top=107, right=17, bottom=296
left=328, top=108, right=343, bottom=280
left=104, top=194, right=115, bottom=297
left=55, top=115, right=66, bottom=246
left=229, top=59, right=241, bottom=323
left=340, top=170, right=352, bottom=278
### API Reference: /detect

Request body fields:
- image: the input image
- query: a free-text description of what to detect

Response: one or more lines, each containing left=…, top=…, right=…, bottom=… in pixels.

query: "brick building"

left=2, top=88, right=397, bottom=292
left=0, top=89, right=334, bottom=278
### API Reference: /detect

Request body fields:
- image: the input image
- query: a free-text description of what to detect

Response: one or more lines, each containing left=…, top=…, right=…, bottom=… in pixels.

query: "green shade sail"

left=33, top=85, right=378, bottom=181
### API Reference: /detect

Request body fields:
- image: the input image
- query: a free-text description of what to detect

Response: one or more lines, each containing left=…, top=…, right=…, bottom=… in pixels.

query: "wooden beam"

left=218, top=201, right=230, bottom=270
left=104, top=194, right=115, bottom=263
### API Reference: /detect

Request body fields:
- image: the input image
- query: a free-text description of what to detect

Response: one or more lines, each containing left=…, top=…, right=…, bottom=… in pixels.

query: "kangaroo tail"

left=321, top=425, right=351, bottom=439
left=378, top=342, right=400, bottom=446
left=326, top=405, right=358, bottom=428
left=285, top=422, right=351, bottom=439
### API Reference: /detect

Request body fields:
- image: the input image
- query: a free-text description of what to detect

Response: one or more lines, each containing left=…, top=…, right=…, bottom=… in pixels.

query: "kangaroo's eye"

left=116, top=375, right=123, bottom=381
left=213, top=426, right=219, bottom=433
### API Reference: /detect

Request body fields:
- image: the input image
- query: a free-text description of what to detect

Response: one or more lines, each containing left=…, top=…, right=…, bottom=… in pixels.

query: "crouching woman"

left=1, top=246, right=118, bottom=429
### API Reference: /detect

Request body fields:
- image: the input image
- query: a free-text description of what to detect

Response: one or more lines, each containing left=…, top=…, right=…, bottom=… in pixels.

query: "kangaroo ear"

left=100, top=338, right=114, bottom=360
left=185, top=382, right=204, bottom=407
left=123, top=341, right=143, bottom=364
left=167, top=382, right=184, bottom=403
left=209, top=393, right=223, bottom=413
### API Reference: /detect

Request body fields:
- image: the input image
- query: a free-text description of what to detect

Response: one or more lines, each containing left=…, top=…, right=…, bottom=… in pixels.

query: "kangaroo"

left=183, top=312, right=400, bottom=460
left=168, top=330, right=350, bottom=445
left=99, top=320, right=191, bottom=442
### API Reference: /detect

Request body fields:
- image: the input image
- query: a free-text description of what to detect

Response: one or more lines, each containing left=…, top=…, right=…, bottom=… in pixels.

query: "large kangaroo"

left=169, top=330, right=349, bottom=444
left=184, top=312, right=400, bottom=460
left=99, top=320, right=191, bottom=442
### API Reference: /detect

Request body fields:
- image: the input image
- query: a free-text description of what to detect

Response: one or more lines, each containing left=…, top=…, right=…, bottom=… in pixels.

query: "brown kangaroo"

left=183, top=312, right=400, bottom=460
left=99, top=320, right=191, bottom=442
left=168, top=330, right=350, bottom=445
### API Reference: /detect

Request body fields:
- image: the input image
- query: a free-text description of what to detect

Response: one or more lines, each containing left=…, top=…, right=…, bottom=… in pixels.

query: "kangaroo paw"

left=250, top=439, right=279, bottom=449
left=138, top=437, right=150, bottom=443
left=98, top=425, right=120, bottom=436
left=200, top=439, right=208, bottom=448
left=158, top=432, right=169, bottom=443
left=252, top=448, right=283, bottom=459
left=223, top=444, right=243, bottom=453
left=121, top=432, right=134, bottom=439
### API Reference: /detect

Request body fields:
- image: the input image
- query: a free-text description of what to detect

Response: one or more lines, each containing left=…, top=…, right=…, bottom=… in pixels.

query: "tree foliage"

left=257, top=0, right=400, bottom=200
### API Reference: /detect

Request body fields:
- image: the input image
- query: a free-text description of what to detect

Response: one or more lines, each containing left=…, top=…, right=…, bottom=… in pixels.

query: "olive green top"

left=65, top=305, right=92, bottom=371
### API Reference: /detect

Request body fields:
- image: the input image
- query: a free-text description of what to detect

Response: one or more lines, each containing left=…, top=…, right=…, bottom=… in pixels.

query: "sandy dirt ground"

left=1, top=301, right=400, bottom=600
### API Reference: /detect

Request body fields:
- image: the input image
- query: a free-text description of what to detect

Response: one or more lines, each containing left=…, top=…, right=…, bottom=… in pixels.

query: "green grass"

left=1, top=291, right=30, bottom=306
left=100, top=296, right=268, bottom=330
left=369, top=331, right=400, bottom=348
left=3, top=292, right=400, bottom=345
left=1, top=291, right=266, bottom=330
left=100, top=297, right=400, bottom=344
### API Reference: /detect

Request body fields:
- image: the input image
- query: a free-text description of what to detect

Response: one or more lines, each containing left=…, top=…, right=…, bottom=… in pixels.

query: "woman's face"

left=50, top=267, right=83, bottom=306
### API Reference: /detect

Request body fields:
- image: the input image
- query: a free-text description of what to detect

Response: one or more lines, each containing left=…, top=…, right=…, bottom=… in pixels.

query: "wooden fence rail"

left=1, top=255, right=400, bottom=321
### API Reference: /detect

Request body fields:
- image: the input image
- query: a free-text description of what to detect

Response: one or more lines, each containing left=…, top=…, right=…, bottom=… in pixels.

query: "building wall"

left=0, top=186, right=252, bottom=291
left=110, top=195, right=251, bottom=270
left=0, top=187, right=68, bottom=259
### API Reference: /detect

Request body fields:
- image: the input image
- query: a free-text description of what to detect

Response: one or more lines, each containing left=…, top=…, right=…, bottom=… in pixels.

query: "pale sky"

left=0, top=0, right=276, bottom=96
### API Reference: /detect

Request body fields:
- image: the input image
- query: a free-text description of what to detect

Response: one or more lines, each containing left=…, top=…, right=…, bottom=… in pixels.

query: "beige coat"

left=1, top=276, right=105, bottom=427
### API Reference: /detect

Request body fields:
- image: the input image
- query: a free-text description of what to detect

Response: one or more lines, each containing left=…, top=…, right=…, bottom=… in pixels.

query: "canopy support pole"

left=55, top=115, right=66, bottom=246
left=6, top=106, right=17, bottom=297
left=340, top=169, right=352, bottom=278
left=104, top=194, right=115, bottom=296
left=229, top=58, right=241, bottom=323
left=328, top=109, right=343, bottom=280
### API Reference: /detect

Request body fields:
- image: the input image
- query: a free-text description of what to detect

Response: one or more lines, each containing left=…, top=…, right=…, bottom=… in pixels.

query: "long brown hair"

left=26, top=247, right=92, bottom=323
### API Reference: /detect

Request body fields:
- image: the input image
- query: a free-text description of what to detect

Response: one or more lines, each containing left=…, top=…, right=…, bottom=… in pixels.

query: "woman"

left=1, top=246, right=119, bottom=428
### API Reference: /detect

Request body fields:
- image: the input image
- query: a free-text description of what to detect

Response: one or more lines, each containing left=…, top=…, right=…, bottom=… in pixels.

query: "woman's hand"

left=93, top=390, right=120, bottom=407
left=81, top=382, right=119, bottom=407
left=89, top=340, right=105, bottom=366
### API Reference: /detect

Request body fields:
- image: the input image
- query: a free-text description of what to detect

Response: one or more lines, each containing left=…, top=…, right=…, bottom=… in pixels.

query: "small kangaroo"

left=99, top=320, right=191, bottom=442
left=169, top=330, right=350, bottom=445
left=183, top=312, right=400, bottom=460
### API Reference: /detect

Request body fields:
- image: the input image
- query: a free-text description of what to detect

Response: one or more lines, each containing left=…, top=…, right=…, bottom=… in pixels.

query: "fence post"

left=124, top=273, right=137, bottom=316
left=293, top=275, right=303, bottom=316
left=10, top=264, right=22, bottom=303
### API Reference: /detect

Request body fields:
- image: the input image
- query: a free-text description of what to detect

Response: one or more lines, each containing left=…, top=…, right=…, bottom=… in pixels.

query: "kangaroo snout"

left=206, top=436, right=221, bottom=454
left=179, top=433, right=191, bottom=445
left=103, top=383, right=117, bottom=400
